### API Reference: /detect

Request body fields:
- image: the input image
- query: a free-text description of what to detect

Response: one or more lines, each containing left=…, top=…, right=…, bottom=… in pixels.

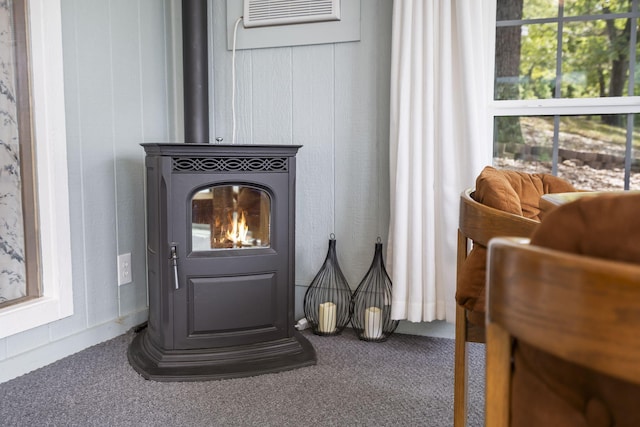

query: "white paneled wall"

left=0, top=1, right=448, bottom=383
left=60, top=0, right=168, bottom=332
left=210, top=1, right=394, bottom=317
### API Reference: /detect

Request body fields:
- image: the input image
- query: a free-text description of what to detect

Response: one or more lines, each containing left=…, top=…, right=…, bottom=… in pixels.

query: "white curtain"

left=388, top=0, right=493, bottom=323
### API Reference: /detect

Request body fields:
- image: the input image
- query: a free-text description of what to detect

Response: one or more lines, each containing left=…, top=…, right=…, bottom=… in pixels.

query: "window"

left=0, top=0, right=72, bottom=339
left=492, top=0, right=640, bottom=190
left=0, top=0, right=39, bottom=309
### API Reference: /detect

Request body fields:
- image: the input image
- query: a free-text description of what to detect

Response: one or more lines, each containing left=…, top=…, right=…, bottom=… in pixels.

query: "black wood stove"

left=128, top=143, right=315, bottom=380
left=127, top=1, right=316, bottom=381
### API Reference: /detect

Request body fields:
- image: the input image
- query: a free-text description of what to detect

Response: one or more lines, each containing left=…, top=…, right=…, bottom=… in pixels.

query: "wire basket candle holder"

left=350, top=238, right=399, bottom=342
left=303, top=234, right=352, bottom=336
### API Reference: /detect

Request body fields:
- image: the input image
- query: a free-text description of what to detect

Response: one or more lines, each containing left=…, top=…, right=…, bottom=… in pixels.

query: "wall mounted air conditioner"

left=243, top=0, right=341, bottom=28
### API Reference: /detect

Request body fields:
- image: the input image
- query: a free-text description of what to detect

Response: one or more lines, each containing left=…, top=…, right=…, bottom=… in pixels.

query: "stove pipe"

left=182, top=0, right=209, bottom=143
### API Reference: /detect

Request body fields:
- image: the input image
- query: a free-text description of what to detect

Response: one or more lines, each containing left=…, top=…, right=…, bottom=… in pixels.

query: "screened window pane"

left=495, top=25, right=524, bottom=100
left=494, top=116, right=553, bottom=169
left=564, top=0, right=631, bottom=16
left=556, top=115, right=628, bottom=189
left=636, top=18, right=640, bottom=95
left=497, top=0, right=559, bottom=20
left=495, top=1, right=638, bottom=100
left=494, top=114, right=638, bottom=190
left=562, top=19, right=632, bottom=98
left=495, top=22, right=559, bottom=100
left=497, top=0, right=522, bottom=20
left=495, top=24, right=559, bottom=100
left=521, top=23, right=558, bottom=99
left=494, top=2, right=639, bottom=191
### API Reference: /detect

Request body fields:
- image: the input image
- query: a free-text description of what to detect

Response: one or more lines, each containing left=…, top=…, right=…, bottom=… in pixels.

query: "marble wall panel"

left=0, top=0, right=25, bottom=304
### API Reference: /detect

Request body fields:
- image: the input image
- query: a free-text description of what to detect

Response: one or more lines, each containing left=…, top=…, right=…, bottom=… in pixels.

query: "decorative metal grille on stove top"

left=172, top=157, right=288, bottom=172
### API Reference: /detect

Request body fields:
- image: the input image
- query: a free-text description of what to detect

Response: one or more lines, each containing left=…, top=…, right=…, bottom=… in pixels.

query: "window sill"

left=0, top=295, right=73, bottom=339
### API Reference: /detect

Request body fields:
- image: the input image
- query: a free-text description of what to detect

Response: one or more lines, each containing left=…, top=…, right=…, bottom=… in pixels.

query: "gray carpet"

left=0, top=329, right=485, bottom=426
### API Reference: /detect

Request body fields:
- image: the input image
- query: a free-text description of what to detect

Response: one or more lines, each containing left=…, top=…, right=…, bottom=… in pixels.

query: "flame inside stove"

left=225, top=210, right=250, bottom=247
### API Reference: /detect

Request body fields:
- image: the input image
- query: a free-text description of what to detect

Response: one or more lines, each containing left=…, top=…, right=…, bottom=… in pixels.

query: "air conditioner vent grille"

left=243, top=0, right=340, bottom=28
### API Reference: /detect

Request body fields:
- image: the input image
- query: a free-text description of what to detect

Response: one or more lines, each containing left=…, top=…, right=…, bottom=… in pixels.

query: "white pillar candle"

left=318, top=302, right=337, bottom=333
left=364, top=306, right=383, bottom=339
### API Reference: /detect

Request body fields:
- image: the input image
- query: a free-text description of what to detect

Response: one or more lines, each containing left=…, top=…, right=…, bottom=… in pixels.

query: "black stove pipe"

left=182, top=0, right=209, bottom=143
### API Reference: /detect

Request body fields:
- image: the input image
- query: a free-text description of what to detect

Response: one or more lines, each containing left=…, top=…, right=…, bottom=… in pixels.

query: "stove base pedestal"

left=127, top=328, right=316, bottom=381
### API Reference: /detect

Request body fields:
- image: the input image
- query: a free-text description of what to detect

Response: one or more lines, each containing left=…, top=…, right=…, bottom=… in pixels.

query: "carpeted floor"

left=0, top=328, right=485, bottom=426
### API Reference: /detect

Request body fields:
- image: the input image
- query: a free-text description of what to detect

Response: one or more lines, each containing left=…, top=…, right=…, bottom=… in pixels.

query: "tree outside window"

left=493, top=0, right=640, bottom=190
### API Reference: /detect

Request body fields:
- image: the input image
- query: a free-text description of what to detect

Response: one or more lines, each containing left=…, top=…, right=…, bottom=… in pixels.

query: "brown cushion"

left=456, top=166, right=576, bottom=324
left=512, top=193, right=640, bottom=427
left=474, top=166, right=577, bottom=221
left=530, top=192, right=640, bottom=263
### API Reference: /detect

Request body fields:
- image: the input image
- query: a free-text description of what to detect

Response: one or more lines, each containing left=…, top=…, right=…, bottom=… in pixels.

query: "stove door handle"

left=170, top=244, right=180, bottom=290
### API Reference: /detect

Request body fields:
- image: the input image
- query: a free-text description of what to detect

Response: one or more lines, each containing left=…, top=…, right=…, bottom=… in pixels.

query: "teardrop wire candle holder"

left=350, top=237, right=399, bottom=342
left=303, top=234, right=353, bottom=336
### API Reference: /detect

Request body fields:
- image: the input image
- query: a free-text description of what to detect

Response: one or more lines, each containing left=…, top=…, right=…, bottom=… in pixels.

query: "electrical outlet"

left=118, top=253, right=132, bottom=286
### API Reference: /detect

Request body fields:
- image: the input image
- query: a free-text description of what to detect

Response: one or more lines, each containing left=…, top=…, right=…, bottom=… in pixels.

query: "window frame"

left=488, top=0, right=640, bottom=187
left=0, top=0, right=73, bottom=339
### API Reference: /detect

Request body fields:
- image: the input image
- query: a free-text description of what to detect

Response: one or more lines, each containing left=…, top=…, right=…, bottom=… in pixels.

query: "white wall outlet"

left=117, top=253, right=132, bottom=286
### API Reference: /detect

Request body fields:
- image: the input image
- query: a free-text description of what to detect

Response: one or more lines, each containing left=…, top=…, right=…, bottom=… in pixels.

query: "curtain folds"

left=388, top=0, right=493, bottom=323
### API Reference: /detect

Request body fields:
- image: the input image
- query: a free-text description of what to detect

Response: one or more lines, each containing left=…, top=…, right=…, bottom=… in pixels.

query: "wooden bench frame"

left=485, top=237, right=640, bottom=426
left=454, top=189, right=539, bottom=427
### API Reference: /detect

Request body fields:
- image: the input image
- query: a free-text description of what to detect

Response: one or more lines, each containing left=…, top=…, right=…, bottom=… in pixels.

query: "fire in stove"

left=192, top=185, right=271, bottom=250
left=224, top=208, right=249, bottom=246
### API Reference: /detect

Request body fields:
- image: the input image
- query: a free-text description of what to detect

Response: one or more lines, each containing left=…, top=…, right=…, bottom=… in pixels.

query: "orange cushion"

left=456, top=166, right=576, bottom=323
left=474, top=166, right=576, bottom=221
left=530, top=192, right=640, bottom=263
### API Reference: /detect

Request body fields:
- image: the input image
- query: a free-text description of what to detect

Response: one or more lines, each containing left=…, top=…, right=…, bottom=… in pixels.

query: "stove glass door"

left=192, top=185, right=271, bottom=250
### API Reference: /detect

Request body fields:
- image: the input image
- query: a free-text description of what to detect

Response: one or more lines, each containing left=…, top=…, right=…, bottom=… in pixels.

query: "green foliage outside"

left=517, top=0, right=638, bottom=100
left=496, top=0, right=639, bottom=148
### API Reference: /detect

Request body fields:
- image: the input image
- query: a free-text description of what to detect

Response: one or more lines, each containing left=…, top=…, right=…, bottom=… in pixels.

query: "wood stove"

left=128, top=1, right=314, bottom=380
left=127, top=143, right=316, bottom=380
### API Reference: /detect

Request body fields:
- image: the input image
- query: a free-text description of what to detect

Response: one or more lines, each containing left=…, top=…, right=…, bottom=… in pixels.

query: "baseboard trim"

left=0, top=308, right=148, bottom=384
